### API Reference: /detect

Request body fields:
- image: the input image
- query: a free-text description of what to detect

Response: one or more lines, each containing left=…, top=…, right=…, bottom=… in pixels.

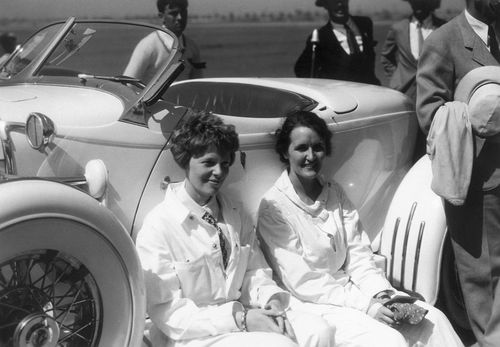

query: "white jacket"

left=136, top=182, right=289, bottom=343
left=257, top=171, right=392, bottom=313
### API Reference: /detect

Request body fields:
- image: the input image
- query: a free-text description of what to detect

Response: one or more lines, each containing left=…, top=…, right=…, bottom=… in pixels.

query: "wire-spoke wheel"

left=0, top=250, right=102, bottom=347
left=0, top=180, right=146, bottom=347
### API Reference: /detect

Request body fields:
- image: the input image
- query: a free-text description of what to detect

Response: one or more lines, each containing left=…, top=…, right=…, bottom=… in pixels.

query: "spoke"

left=58, top=280, right=84, bottom=325
left=59, top=319, right=96, bottom=344
left=21, top=258, right=36, bottom=285
left=38, top=258, right=57, bottom=293
left=27, top=287, right=47, bottom=312
left=7, top=260, right=20, bottom=288
left=0, top=251, right=100, bottom=346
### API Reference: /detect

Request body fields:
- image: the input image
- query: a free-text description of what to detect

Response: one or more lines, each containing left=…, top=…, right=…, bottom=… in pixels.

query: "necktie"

left=202, top=212, right=229, bottom=269
left=417, top=22, right=424, bottom=57
left=488, top=25, right=500, bottom=63
left=344, top=24, right=360, bottom=55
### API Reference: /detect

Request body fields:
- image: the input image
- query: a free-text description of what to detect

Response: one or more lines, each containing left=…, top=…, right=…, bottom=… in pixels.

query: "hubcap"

left=14, top=314, right=60, bottom=347
left=0, top=250, right=102, bottom=346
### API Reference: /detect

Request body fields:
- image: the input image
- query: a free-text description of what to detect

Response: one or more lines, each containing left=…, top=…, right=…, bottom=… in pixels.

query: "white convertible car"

left=0, top=18, right=466, bottom=346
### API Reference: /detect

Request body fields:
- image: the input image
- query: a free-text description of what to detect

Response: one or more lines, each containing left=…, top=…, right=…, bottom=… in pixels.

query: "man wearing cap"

left=294, top=0, right=380, bottom=85
left=124, top=0, right=205, bottom=84
left=416, top=0, right=500, bottom=345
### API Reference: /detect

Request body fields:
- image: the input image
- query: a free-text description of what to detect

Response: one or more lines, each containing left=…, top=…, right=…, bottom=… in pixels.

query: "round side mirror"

left=25, top=113, right=55, bottom=150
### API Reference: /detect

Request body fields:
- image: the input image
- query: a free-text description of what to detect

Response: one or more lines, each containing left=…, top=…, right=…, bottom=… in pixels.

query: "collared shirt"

left=257, top=171, right=392, bottom=313
left=409, top=15, right=437, bottom=59
left=331, top=17, right=364, bottom=54
left=465, top=9, right=490, bottom=48
left=136, top=181, right=288, bottom=342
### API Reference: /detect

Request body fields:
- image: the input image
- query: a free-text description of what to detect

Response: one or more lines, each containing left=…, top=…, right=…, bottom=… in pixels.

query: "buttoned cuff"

left=359, top=277, right=393, bottom=298
left=257, top=286, right=290, bottom=309
left=265, top=292, right=291, bottom=310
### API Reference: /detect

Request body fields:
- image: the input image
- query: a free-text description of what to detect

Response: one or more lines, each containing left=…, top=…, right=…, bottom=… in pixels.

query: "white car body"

left=0, top=17, right=464, bottom=346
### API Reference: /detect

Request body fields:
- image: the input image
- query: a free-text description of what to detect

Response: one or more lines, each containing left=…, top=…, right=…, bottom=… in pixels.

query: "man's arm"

left=380, top=25, right=398, bottom=77
left=416, top=34, right=455, bottom=134
left=294, top=35, right=314, bottom=78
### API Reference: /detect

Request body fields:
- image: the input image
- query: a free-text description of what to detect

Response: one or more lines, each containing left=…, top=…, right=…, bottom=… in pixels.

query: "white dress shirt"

left=409, top=15, right=437, bottom=59
left=331, top=17, right=364, bottom=54
left=465, top=9, right=491, bottom=49
left=136, top=181, right=289, bottom=343
left=258, top=171, right=392, bottom=313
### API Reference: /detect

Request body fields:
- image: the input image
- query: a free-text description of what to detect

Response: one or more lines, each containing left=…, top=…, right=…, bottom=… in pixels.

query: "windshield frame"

left=0, top=17, right=183, bottom=123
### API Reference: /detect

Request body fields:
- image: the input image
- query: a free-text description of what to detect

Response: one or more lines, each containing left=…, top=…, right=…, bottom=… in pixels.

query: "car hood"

left=0, top=84, right=124, bottom=127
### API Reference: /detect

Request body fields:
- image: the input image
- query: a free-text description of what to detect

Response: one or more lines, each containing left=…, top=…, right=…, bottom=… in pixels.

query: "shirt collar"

left=465, top=9, right=489, bottom=46
left=176, top=180, right=220, bottom=220
left=275, top=170, right=329, bottom=217
left=331, top=17, right=355, bottom=30
left=411, top=14, right=434, bottom=28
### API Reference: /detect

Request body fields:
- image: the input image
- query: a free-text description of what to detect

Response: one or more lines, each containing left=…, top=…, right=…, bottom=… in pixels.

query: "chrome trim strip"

left=389, top=217, right=400, bottom=284
left=412, top=221, right=426, bottom=292
left=401, top=202, right=417, bottom=288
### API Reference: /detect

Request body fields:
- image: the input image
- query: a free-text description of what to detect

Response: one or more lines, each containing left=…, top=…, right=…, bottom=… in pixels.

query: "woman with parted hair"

left=257, top=110, right=464, bottom=347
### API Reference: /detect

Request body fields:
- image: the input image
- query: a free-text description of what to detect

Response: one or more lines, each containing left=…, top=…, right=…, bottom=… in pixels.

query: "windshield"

left=0, top=20, right=179, bottom=90
left=0, top=23, right=64, bottom=77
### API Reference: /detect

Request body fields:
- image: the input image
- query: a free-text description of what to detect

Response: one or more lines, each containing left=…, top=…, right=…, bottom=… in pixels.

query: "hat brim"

left=455, top=66, right=500, bottom=156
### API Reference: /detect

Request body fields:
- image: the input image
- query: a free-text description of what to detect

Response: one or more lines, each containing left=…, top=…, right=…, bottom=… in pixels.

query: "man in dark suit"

left=294, top=0, right=380, bottom=85
left=416, top=0, right=500, bottom=345
left=381, top=0, right=446, bottom=162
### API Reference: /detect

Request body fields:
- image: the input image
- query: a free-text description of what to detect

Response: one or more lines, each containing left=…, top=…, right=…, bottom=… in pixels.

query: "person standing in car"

left=124, top=0, right=205, bottom=84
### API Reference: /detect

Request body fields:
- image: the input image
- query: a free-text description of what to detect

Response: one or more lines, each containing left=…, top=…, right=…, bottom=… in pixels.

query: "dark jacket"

left=294, top=16, right=380, bottom=85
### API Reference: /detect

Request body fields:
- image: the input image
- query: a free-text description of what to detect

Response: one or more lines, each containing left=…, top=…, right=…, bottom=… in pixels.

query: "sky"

left=0, top=0, right=464, bottom=20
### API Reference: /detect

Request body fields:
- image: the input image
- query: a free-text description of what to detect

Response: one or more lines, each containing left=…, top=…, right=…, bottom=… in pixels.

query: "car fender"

left=0, top=178, right=145, bottom=347
left=380, top=155, right=447, bottom=304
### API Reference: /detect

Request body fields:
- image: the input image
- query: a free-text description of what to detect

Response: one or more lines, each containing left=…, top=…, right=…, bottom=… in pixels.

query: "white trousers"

left=291, top=299, right=464, bottom=347
left=150, top=309, right=335, bottom=347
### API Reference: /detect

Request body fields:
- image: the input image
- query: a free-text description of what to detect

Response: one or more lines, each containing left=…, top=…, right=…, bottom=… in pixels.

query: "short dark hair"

left=170, top=112, right=239, bottom=170
left=275, top=110, right=333, bottom=165
left=157, top=0, right=188, bottom=13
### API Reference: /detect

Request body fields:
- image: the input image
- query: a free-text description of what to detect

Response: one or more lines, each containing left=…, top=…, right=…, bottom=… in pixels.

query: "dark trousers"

left=446, top=184, right=500, bottom=347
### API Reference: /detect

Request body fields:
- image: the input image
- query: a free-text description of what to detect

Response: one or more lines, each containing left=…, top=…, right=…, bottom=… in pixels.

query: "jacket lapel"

left=458, top=12, right=499, bottom=66
left=401, top=17, right=417, bottom=65
left=321, top=21, right=342, bottom=51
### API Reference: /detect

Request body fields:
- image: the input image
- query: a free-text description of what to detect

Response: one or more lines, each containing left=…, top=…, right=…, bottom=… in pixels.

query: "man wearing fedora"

left=294, top=0, right=380, bottom=85
left=416, top=0, right=500, bottom=345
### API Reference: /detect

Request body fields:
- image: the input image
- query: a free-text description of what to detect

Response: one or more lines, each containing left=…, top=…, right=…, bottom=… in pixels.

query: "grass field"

left=11, top=21, right=392, bottom=85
